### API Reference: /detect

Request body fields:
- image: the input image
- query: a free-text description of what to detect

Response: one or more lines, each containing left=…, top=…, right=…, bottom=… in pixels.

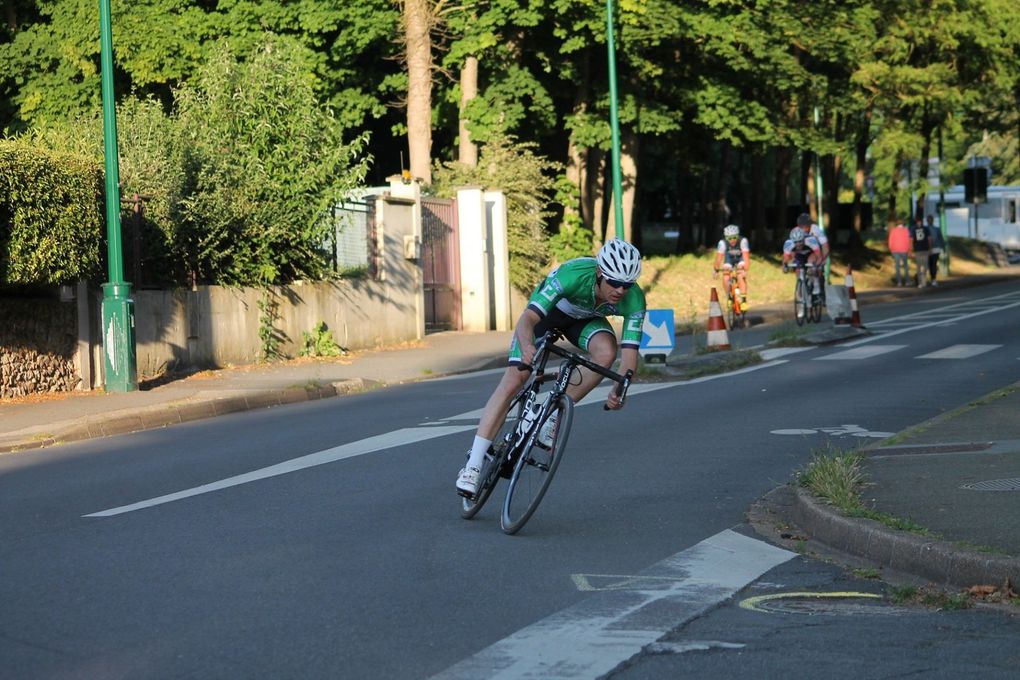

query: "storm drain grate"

left=961, top=478, right=1020, bottom=492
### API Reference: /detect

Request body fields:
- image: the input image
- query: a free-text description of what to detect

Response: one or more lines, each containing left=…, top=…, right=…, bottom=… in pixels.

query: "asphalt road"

left=2, top=280, right=1020, bottom=678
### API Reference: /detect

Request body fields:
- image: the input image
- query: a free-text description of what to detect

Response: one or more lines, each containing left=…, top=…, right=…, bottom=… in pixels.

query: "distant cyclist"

left=782, top=228, right=824, bottom=294
left=713, top=224, right=751, bottom=309
left=456, top=239, right=646, bottom=497
left=794, top=212, right=830, bottom=264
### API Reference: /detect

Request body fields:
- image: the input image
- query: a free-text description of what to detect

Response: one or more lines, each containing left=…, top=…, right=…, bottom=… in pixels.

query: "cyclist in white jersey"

left=713, top=224, right=751, bottom=309
left=795, top=212, right=829, bottom=263
left=456, top=239, right=646, bottom=497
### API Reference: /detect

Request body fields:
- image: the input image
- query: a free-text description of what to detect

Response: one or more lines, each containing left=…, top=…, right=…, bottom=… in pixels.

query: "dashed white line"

left=815, top=345, right=907, bottom=361
left=916, top=344, right=1001, bottom=359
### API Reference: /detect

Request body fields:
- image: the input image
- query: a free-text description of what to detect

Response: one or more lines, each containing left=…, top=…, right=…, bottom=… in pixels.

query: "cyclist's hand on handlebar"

left=605, top=390, right=625, bottom=411
left=519, top=342, right=538, bottom=369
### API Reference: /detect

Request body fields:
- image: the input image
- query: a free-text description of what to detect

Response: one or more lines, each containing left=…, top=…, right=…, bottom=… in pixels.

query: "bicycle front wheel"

left=461, top=390, right=527, bottom=520
left=794, top=277, right=807, bottom=326
left=501, top=395, right=574, bottom=535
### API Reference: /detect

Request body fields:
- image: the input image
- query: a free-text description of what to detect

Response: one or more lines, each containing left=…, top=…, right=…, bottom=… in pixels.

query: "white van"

left=923, top=185, right=1020, bottom=255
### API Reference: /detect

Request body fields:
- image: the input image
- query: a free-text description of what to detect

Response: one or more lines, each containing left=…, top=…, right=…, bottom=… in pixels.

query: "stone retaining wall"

left=0, top=297, right=80, bottom=398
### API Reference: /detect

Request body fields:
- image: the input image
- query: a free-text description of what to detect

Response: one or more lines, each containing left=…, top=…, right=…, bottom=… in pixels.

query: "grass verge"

left=797, top=444, right=931, bottom=534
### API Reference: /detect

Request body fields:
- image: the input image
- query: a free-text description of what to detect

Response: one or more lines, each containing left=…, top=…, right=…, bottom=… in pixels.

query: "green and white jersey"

left=527, top=257, right=647, bottom=348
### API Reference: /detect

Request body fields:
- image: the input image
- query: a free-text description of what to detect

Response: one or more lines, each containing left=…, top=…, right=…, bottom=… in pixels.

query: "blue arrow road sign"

left=640, top=309, right=675, bottom=353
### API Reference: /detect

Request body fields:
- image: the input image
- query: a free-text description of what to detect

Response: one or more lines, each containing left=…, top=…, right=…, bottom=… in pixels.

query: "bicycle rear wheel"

left=461, top=390, right=527, bottom=519
left=794, top=277, right=807, bottom=326
left=501, top=395, right=574, bottom=535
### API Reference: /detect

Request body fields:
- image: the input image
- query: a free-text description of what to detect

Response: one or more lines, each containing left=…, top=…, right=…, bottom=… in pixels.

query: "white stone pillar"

left=485, top=191, right=512, bottom=331
left=456, top=187, right=490, bottom=332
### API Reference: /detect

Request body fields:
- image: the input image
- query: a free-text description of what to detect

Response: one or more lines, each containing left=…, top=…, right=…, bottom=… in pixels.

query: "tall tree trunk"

left=774, top=146, right=792, bottom=241
left=458, top=55, right=478, bottom=167
left=404, top=0, right=432, bottom=185
left=750, top=150, right=766, bottom=247
left=566, top=50, right=592, bottom=235
left=618, top=129, right=639, bottom=243
left=851, top=109, right=872, bottom=235
left=713, top=143, right=732, bottom=241
left=804, top=151, right=815, bottom=221
left=887, top=156, right=902, bottom=228
left=825, top=154, right=840, bottom=234
left=916, top=104, right=934, bottom=222
left=589, top=149, right=606, bottom=245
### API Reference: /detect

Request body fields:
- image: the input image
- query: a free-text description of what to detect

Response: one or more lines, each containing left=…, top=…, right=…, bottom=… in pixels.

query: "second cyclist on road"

left=782, top=228, right=824, bottom=298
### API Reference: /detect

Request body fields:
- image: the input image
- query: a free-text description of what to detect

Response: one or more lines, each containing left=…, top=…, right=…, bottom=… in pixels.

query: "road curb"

left=0, top=378, right=378, bottom=454
left=786, top=485, right=1020, bottom=590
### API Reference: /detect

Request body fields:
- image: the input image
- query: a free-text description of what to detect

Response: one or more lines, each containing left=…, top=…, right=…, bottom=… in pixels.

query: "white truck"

left=923, top=185, right=1020, bottom=260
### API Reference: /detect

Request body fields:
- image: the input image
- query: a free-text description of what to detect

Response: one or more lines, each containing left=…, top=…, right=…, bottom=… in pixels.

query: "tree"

left=433, top=131, right=559, bottom=292
left=174, top=38, right=370, bottom=286
left=402, top=0, right=434, bottom=184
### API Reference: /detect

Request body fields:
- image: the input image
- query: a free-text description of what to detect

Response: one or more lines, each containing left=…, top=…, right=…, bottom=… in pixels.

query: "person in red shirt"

left=887, top=222, right=912, bottom=287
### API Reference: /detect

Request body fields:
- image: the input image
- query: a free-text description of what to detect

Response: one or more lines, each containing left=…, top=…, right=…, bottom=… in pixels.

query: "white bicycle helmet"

left=789, top=227, right=806, bottom=243
left=597, top=239, right=642, bottom=283
left=723, top=224, right=740, bottom=238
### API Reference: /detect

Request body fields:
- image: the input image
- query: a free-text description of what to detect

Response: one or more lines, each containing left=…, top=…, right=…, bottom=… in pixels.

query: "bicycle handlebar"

left=519, top=332, right=633, bottom=411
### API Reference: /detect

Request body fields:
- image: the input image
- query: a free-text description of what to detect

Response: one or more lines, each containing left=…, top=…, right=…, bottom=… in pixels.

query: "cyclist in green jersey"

left=456, top=239, right=646, bottom=497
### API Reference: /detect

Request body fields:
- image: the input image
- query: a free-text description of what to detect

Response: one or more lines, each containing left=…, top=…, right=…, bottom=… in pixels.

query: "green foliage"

left=300, top=321, right=346, bottom=358
left=256, top=291, right=283, bottom=362
left=174, top=38, right=370, bottom=286
left=432, top=131, right=559, bottom=293
left=0, top=138, right=102, bottom=284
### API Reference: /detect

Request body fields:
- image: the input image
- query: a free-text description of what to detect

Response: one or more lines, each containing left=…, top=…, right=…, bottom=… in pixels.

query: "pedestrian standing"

left=887, top=221, right=911, bottom=287
left=926, top=214, right=945, bottom=286
left=910, top=217, right=931, bottom=288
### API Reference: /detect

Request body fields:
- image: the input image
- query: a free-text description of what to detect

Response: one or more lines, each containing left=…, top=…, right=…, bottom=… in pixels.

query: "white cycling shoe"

left=456, top=466, right=481, bottom=497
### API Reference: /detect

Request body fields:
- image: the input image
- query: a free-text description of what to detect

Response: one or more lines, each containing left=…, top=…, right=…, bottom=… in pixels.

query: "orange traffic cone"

left=706, top=288, right=731, bottom=350
left=846, top=267, right=865, bottom=329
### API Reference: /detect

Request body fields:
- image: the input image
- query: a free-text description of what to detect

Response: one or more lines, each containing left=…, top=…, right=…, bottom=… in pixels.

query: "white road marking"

left=915, top=344, right=1001, bottom=359
left=770, top=424, right=893, bottom=438
left=430, top=530, right=795, bottom=680
left=84, top=425, right=476, bottom=517
left=85, top=360, right=789, bottom=518
left=759, top=347, right=814, bottom=361
left=844, top=292, right=1020, bottom=347
left=815, top=344, right=906, bottom=360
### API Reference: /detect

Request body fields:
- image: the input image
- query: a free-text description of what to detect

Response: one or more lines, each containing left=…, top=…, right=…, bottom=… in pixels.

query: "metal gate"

left=421, top=197, right=461, bottom=331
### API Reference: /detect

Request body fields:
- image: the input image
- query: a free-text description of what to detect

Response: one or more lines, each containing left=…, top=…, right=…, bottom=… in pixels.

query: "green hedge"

left=0, top=139, right=103, bottom=285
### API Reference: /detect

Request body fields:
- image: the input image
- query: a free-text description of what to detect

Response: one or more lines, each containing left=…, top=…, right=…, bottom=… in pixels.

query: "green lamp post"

left=606, top=0, right=624, bottom=240
left=99, top=0, right=137, bottom=392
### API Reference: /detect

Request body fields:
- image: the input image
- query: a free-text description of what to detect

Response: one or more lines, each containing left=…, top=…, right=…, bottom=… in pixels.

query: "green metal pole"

left=605, top=0, right=624, bottom=240
left=99, top=0, right=137, bottom=392
left=813, top=107, right=829, bottom=280
left=938, top=126, right=949, bottom=276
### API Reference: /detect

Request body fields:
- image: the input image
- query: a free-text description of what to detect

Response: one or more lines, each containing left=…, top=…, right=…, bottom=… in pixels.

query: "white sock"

left=466, top=435, right=492, bottom=469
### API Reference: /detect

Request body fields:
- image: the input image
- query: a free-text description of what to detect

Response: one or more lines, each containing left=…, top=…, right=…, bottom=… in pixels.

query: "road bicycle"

left=460, top=330, right=632, bottom=535
left=786, top=261, right=824, bottom=326
left=723, top=271, right=747, bottom=330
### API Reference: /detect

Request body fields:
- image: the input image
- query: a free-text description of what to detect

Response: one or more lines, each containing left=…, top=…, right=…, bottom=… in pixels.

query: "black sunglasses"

left=604, top=277, right=634, bottom=290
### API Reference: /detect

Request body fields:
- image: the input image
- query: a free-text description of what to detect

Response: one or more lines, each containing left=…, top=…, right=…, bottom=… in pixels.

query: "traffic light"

left=963, top=167, right=988, bottom=204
